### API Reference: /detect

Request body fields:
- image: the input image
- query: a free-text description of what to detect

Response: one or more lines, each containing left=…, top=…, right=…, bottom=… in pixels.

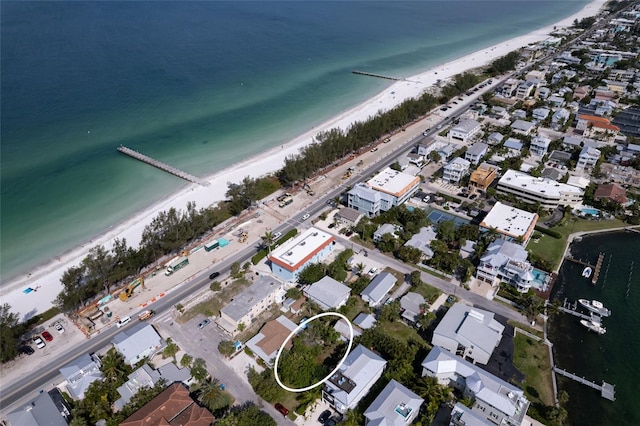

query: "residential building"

left=476, top=239, right=535, bottom=292
left=566, top=176, right=590, bottom=190
left=400, top=292, right=426, bottom=323
left=432, top=303, right=504, bottom=365
left=530, top=136, right=551, bottom=157
left=403, top=226, right=437, bottom=259
left=510, top=120, right=535, bottom=135
left=347, top=168, right=420, bottom=217
left=112, top=323, right=165, bottom=366
left=443, top=157, right=471, bottom=183
left=576, top=114, right=620, bottom=139
left=496, top=169, right=584, bottom=209
left=245, top=315, right=298, bottom=366
left=353, top=313, right=377, bottom=330
left=334, top=318, right=361, bottom=341
left=304, top=276, right=351, bottom=310
left=115, top=363, right=192, bottom=410
left=469, top=163, right=498, bottom=191
left=422, top=346, right=529, bottom=426
left=335, top=207, right=363, bottom=227
left=547, top=95, right=565, bottom=107
left=503, top=138, right=523, bottom=154
left=363, top=380, right=424, bottom=426
left=217, top=275, right=285, bottom=336
left=532, top=107, right=550, bottom=121
left=498, top=78, right=520, bottom=97
left=487, top=132, right=504, bottom=145
left=515, top=80, right=537, bottom=100
left=576, top=146, right=601, bottom=171
left=120, top=383, right=214, bottom=426
left=361, top=272, right=397, bottom=307
left=269, top=227, right=335, bottom=281
left=480, top=202, right=538, bottom=244
left=612, top=106, right=640, bottom=138
left=417, top=139, right=448, bottom=157
left=373, top=223, right=402, bottom=242
left=6, top=389, right=71, bottom=426
left=322, top=345, right=387, bottom=414
left=465, top=142, right=489, bottom=165
left=450, top=402, right=495, bottom=426
left=595, top=183, right=628, bottom=204
left=551, top=108, right=570, bottom=129
left=449, top=119, right=482, bottom=143
left=59, top=353, right=102, bottom=400
left=606, top=80, right=628, bottom=93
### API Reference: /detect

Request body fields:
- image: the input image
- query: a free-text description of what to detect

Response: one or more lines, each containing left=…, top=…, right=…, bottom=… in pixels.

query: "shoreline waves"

left=1, top=0, right=606, bottom=319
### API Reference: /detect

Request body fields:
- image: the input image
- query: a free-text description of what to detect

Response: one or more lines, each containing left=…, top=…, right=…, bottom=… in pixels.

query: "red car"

left=42, top=331, right=53, bottom=342
left=275, top=403, right=289, bottom=417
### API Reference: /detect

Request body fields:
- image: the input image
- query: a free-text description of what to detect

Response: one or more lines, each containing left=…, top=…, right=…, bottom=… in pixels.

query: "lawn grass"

left=412, top=282, right=442, bottom=305
left=377, top=320, right=427, bottom=346
left=340, top=296, right=371, bottom=321
left=178, top=278, right=251, bottom=323
left=512, top=333, right=554, bottom=406
left=509, top=319, right=543, bottom=339
left=416, top=265, right=449, bottom=280
left=527, top=217, right=627, bottom=269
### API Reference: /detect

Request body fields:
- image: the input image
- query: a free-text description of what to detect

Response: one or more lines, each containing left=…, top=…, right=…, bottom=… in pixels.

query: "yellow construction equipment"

left=119, top=277, right=144, bottom=302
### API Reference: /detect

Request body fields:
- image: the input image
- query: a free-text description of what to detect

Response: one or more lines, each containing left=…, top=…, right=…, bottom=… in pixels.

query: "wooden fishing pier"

left=552, top=367, right=615, bottom=401
left=352, top=70, right=405, bottom=81
left=117, top=146, right=210, bottom=186
left=563, top=252, right=605, bottom=285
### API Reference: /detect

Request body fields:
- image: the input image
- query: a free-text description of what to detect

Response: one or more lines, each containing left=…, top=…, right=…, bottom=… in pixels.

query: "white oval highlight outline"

left=273, top=312, right=354, bottom=393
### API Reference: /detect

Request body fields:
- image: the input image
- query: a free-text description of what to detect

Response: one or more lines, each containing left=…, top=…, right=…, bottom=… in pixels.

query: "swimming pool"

left=532, top=268, right=548, bottom=291
left=582, top=207, right=600, bottom=216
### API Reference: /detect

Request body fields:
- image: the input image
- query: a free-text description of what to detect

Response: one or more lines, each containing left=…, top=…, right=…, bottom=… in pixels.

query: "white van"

left=116, top=316, right=132, bottom=328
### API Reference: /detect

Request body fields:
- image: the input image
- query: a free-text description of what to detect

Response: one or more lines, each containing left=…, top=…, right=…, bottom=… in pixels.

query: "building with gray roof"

left=112, top=323, right=165, bottom=366
left=353, top=313, right=376, bottom=330
left=476, top=239, right=536, bottom=293
left=400, top=292, right=426, bottom=323
left=304, top=276, right=351, bottom=310
left=59, top=353, right=102, bottom=400
left=465, top=142, right=489, bottom=165
left=450, top=402, right=495, bottom=426
left=373, top=223, right=402, bottom=242
left=403, top=226, right=436, bottom=259
left=361, top=272, right=397, bottom=307
left=322, top=344, right=387, bottom=414
left=6, top=389, right=71, bottom=426
left=335, top=207, right=363, bottom=227
left=115, top=362, right=192, bottom=410
left=443, top=157, right=471, bottom=183
left=422, top=346, right=529, bottom=426
left=363, top=380, right=423, bottom=426
left=449, top=119, right=481, bottom=143
left=432, top=303, right=504, bottom=365
left=510, top=120, right=535, bottom=135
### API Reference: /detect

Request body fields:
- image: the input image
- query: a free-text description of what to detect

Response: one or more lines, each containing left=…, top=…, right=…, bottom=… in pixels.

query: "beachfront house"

left=112, top=323, right=165, bottom=366
left=448, top=119, right=482, bottom=143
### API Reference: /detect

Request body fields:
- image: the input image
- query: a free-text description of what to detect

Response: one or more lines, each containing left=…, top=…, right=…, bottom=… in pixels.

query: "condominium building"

left=269, top=227, right=335, bottom=281
left=347, top=167, right=420, bottom=217
left=479, top=202, right=538, bottom=244
left=496, top=169, right=583, bottom=209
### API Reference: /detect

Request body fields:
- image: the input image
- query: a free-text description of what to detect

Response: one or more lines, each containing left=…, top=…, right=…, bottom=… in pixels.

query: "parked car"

left=33, top=337, right=46, bottom=349
left=116, top=316, right=132, bottom=328
left=198, top=319, right=211, bottom=329
left=19, top=345, right=35, bottom=355
left=42, top=331, right=53, bottom=342
left=272, top=231, right=282, bottom=240
left=275, top=403, right=289, bottom=417
left=318, top=410, right=332, bottom=424
left=369, top=267, right=378, bottom=275
left=469, top=194, right=478, bottom=200
left=209, top=271, right=220, bottom=280
left=54, top=323, right=64, bottom=334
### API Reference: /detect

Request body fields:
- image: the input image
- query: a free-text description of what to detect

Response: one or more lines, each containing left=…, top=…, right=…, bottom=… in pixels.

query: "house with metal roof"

left=304, top=276, right=351, bottom=311
left=335, top=207, right=363, bottom=227
left=353, top=313, right=377, bottom=330
left=115, top=363, right=192, bottom=411
left=510, top=120, right=535, bottom=135
left=448, top=119, right=482, bottom=143
left=363, top=380, right=424, bottom=426
left=322, top=345, right=387, bottom=414
left=432, top=303, right=504, bottom=365
left=422, top=346, right=529, bottom=426
left=245, top=315, right=298, bottom=366
left=475, top=239, right=536, bottom=293
left=443, top=157, right=471, bottom=183
left=59, top=353, right=103, bottom=400
left=403, top=226, right=437, bottom=259
left=216, top=275, right=286, bottom=336
left=373, top=223, right=402, bottom=242
left=269, top=227, right=335, bottom=281
left=576, top=146, right=601, bottom=171
left=400, top=292, right=426, bottom=323
left=465, top=142, right=489, bottom=165
left=6, top=389, right=71, bottom=426
left=530, top=136, right=551, bottom=157
left=112, top=323, right=165, bottom=366
left=361, top=272, right=397, bottom=307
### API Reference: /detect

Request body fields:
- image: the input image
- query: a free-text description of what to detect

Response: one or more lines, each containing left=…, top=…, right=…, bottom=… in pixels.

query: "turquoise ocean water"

left=1, top=1, right=590, bottom=282
left=550, top=231, right=640, bottom=425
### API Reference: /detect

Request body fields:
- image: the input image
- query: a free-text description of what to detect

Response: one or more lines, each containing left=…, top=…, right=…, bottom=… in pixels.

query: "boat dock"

left=559, top=299, right=592, bottom=321
left=591, top=252, right=605, bottom=285
left=552, top=367, right=615, bottom=401
left=117, top=146, right=210, bottom=186
left=352, top=70, right=405, bottom=81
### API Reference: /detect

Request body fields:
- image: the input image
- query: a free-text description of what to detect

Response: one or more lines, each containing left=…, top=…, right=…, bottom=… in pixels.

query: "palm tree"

left=198, top=378, right=229, bottom=411
left=100, top=349, right=129, bottom=383
left=262, top=231, right=274, bottom=254
left=163, top=337, right=179, bottom=362
left=191, top=358, right=209, bottom=384
left=355, top=262, right=366, bottom=276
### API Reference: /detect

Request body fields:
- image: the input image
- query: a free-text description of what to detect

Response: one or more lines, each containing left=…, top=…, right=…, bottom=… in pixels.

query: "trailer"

left=278, top=196, right=293, bottom=208
left=204, top=239, right=219, bottom=252
left=165, top=256, right=189, bottom=276
left=138, top=310, right=155, bottom=321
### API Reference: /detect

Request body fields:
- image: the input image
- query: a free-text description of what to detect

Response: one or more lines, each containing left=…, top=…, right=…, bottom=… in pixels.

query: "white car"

left=301, top=213, right=310, bottom=221
left=54, top=323, right=64, bottom=334
left=272, top=232, right=282, bottom=240
left=116, top=316, right=132, bottom=328
left=33, top=336, right=46, bottom=349
left=369, top=267, right=378, bottom=275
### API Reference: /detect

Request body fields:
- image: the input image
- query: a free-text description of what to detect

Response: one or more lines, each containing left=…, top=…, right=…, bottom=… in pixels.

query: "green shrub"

left=534, top=225, right=562, bottom=239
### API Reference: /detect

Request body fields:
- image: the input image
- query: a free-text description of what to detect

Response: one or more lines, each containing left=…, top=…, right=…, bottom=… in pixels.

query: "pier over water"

left=117, top=146, right=210, bottom=186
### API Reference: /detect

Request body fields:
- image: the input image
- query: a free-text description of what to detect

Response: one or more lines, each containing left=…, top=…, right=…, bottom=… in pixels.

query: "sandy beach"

left=0, top=0, right=606, bottom=319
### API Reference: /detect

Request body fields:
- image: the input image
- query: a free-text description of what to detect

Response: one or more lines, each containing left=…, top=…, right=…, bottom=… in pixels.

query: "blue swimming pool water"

left=582, top=207, right=600, bottom=216
left=532, top=268, right=548, bottom=290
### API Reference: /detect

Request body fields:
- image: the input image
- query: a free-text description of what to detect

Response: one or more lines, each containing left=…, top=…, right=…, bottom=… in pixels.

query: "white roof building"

left=363, top=380, right=424, bottom=426
left=353, top=313, right=377, bottom=330
left=449, top=119, right=482, bottom=143
left=443, top=157, right=471, bottom=183
left=304, top=276, right=351, bottom=310
left=361, top=272, right=397, bottom=307
left=322, top=345, right=387, bottom=414
left=422, top=346, right=529, bottom=426
left=348, top=168, right=420, bottom=217
left=530, top=136, right=551, bottom=157
left=476, top=239, right=535, bottom=293
left=112, top=323, right=165, bottom=366
left=269, top=227, right=335, bottom=281
left=432, top=303, right=504, bottom=365
left=403, top=226, right=437, bottom=259
left=479, top=202, right=538, bottom=244
left=59, top=353, right=102, bottom=400
left=577, top=146, right=601, bottom=170
left=496, top=169, right=584, bottom=209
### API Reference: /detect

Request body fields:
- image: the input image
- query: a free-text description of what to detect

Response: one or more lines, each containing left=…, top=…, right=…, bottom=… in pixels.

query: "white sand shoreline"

left=0, top=0, right=606, bottom=319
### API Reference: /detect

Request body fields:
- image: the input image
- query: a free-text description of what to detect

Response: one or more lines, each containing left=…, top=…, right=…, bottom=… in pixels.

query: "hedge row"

left=534, top=225, right=562, bottom=239
left=251, top=228, right=299, bottom=265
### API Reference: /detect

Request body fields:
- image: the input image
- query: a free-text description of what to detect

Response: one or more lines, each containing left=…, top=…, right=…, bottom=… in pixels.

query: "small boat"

left=580, top=316, right=606, bottom=335
left=578, top=299, right=611, bottom=317
left=582, top=267, right=592, bottom=278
